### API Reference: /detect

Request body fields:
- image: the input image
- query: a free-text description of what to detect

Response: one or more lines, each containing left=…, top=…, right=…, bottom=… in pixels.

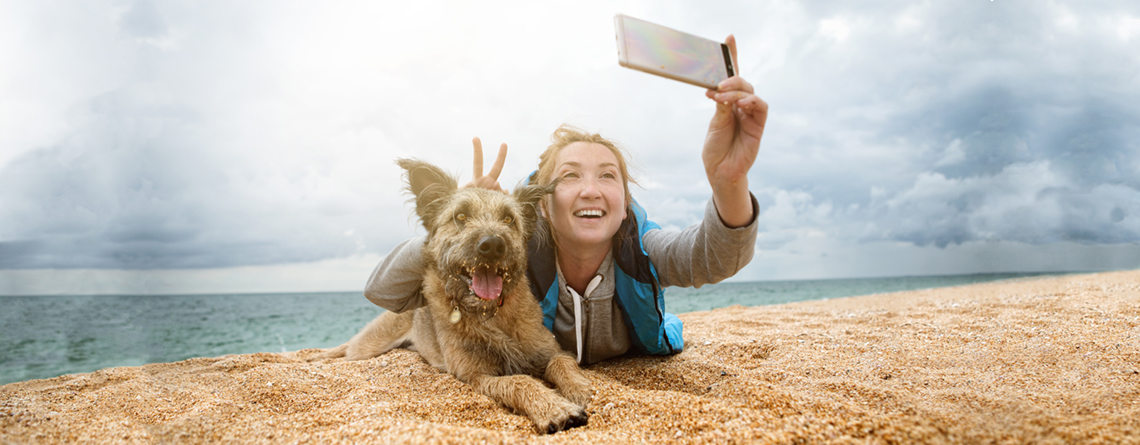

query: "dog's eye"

left=455, top=213, right=466, bottom=222
left=502, top=216, right=513, bottom=225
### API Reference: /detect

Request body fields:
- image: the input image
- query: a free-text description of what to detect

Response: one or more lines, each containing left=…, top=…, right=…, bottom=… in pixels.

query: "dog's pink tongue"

left=471, top=266, right=503, bottom=300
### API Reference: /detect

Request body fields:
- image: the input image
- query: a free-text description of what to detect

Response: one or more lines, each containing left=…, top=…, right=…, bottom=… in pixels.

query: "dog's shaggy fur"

left=318, top=159, right=592, bottom=433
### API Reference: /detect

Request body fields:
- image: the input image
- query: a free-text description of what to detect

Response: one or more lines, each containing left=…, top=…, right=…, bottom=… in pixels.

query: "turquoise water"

left=0, top=272, right=1061, bottom=385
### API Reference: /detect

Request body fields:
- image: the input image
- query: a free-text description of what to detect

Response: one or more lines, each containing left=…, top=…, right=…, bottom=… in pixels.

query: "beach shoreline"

left=3, top=270, right=1138, bottom=443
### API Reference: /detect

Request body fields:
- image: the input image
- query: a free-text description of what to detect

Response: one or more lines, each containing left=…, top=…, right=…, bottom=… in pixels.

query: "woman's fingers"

left=471, top=137, right=507, bottom=180
left=726, top=34, right=739, bottom=74
left=486, top=142, right=507, bottom=182
left=709, top=89, right=758, bottom=107
left=466, top=137, right=508, bottom=193
left=472, top=137, right=485, bottom=180
left=736, top=94, right=767, bottom=113
left=716, top=76, right=754, bottom=94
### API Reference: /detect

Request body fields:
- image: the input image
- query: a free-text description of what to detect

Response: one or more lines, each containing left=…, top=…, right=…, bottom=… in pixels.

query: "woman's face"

left=546, top=142, right=628, bottom=254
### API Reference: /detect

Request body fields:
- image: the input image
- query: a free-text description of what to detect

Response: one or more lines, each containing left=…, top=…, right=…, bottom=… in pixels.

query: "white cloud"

left=819, top=17, right=852, bottom=42
left=1116, top=16, right=1140, bottom=41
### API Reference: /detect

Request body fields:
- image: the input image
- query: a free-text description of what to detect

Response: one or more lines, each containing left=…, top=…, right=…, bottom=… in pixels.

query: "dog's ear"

left=396, top=158, right=458, bottom=229
left=512, top=179, right=557, bottom=241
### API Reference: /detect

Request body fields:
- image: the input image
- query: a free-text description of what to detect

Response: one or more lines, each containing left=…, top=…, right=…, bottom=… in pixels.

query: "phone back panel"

left=615, top=14, right=731, bottom=89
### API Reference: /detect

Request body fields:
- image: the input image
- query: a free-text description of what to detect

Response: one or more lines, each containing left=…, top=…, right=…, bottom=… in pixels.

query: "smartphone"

left=614, top=14, right=735, bottom=89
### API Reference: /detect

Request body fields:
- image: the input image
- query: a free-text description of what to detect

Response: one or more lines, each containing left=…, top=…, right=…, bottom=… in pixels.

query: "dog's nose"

left=477, top=235, right=506, bottom=259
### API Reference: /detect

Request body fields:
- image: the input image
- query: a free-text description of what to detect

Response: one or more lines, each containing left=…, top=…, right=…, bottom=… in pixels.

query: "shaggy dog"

left=319, top=159, right=592, bottom=433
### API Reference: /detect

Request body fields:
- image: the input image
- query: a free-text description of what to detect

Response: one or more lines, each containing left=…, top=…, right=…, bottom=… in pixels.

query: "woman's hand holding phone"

left=702, top=35, right=767, bottom=228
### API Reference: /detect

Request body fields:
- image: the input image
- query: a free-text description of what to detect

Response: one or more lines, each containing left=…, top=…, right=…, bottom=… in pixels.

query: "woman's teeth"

left=574, top=209, right=605, bottom=218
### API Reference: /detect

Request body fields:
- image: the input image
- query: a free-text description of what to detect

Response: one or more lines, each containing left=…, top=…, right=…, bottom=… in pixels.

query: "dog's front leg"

left=544, top=353, right=593, bottom=408
left=465, top=373, right=588, bottom=434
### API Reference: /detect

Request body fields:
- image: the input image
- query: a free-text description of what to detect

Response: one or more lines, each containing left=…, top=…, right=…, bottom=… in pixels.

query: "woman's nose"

left=578, top=177, right=602, bottom=197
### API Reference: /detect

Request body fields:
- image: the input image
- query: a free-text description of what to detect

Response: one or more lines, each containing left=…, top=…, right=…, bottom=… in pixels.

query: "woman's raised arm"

left=701, top=35, right=768, bottom=229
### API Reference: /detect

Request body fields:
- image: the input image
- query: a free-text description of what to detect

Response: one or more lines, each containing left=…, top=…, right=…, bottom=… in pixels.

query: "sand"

left=2, top=270, right=1139, bottom=444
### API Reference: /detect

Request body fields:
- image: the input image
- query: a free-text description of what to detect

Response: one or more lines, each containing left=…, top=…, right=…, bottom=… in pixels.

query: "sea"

left=0, top=272, right=1064, bottom=386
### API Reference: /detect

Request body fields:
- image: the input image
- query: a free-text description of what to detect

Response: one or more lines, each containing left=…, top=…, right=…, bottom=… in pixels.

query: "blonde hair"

left=535, top=124, right=637, bottom=205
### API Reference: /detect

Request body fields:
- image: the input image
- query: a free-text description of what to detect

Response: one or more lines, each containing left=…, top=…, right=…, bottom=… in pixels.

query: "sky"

left=1, top=0, right=1139, bottom=295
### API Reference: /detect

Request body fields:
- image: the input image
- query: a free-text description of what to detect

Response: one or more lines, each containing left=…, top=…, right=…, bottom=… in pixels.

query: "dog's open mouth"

left=462, top=265, right=506, bottom=301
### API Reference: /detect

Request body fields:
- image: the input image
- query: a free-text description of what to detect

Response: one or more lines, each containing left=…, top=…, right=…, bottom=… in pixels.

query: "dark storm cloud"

left=1039, top=102, right=1140, bottom=188
left=0, top=82, right=370, bottom=269
left=737, top=0, right=1140, bottom=250
left=864, top=162, right=1137, bottom=248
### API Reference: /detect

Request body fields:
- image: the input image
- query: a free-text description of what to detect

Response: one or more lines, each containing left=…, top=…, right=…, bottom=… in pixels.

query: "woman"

left=365, top=36, right=766, bottom=365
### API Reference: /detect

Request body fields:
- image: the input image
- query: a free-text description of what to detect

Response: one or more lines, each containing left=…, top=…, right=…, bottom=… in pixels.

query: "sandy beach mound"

left=3, top=270, right=1139, bottom=444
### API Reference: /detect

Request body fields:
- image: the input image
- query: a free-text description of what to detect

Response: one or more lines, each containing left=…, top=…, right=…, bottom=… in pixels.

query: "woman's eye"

left=503, top=216, right=513, bottom=224
left=455, top=213, right=466, bottom=222
left=562, top=172, right=579, bottom=179
left=602, top=172, right=616, bottom=179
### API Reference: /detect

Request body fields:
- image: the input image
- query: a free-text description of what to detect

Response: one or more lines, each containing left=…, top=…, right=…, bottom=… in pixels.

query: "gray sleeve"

left=363, top=236, right=428, bottom=313
left=642, top=194, right=760, bottom=288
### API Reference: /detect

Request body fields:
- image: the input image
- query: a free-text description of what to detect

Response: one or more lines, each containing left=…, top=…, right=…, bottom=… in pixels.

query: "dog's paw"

left=545, top=355, right=594, bottom=409
left=559, top=383, right=594, bottom=409
left=564, top=408, right=588, bottom=429
left=536, top=401, right=589, bottom=434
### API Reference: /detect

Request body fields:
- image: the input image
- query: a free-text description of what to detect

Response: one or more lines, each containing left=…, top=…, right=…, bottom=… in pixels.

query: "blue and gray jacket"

left=525, top=199, right=685, bottom=356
